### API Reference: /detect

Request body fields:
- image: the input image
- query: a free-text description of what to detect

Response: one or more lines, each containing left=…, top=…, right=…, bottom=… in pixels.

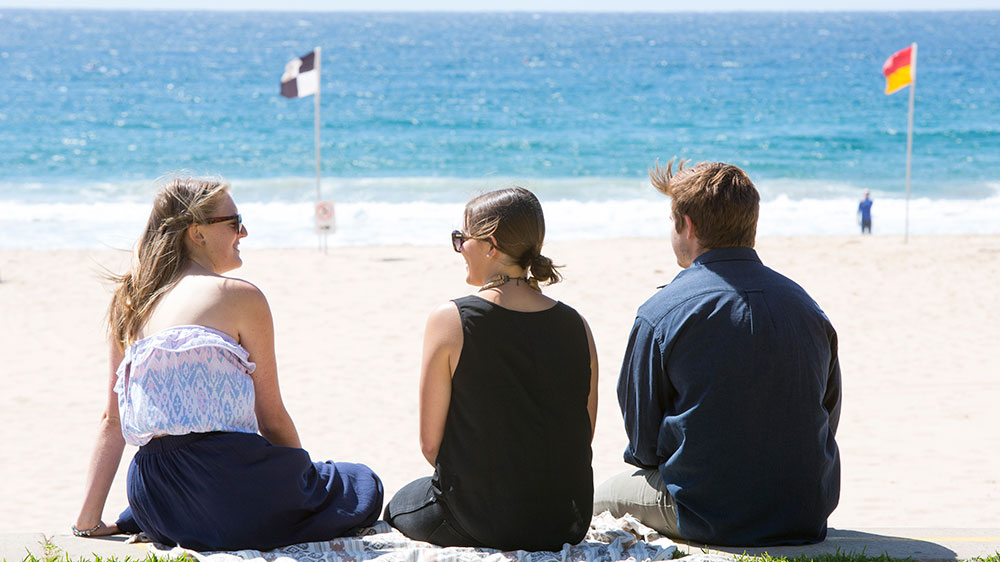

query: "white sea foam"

left=2, top=192, right=999, bottom=250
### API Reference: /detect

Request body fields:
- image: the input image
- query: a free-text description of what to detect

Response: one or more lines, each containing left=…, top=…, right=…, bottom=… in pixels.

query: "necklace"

left=479, top=274, right=539, bottom=292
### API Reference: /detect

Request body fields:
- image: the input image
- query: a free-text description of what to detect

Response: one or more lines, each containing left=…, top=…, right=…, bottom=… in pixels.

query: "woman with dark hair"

left=73, top=177, right=383, bottom=551
left=384, top=186, right=599, bottom=552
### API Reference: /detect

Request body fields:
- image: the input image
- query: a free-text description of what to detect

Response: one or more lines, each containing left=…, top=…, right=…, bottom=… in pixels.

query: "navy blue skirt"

left=118, top=432, right=383, bottom=551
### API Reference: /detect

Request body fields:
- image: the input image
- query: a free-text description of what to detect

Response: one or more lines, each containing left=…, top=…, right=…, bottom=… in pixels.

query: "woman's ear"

left=187, top=224, right=204, bottom=245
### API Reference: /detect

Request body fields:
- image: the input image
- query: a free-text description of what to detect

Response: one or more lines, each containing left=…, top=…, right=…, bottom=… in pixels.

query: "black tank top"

left=433, top=295, right=594, bottom=551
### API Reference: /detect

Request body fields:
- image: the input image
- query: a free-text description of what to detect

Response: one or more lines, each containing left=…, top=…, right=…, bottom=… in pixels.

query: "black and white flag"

left=280, top=49, right=319, bottom=98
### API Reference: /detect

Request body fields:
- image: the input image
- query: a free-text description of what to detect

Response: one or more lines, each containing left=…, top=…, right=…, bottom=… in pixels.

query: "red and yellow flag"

left=883, top=45, right=916, bottom=95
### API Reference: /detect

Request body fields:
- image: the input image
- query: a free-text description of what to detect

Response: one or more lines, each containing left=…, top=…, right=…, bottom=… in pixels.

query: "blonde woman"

left=384, top=187, right=599, bottom=551
left=74, top=177, right=382, bottom=551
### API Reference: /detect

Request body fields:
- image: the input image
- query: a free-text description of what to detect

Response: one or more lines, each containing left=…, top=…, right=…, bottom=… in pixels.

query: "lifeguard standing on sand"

left=858, top=189, right=874, bottom=234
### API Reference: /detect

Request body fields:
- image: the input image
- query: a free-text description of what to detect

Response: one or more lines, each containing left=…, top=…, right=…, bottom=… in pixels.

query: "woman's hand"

left=75, top=341, right=128, bottom=542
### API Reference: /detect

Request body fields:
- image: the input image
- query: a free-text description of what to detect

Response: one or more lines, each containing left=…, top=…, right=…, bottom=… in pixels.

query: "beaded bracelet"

left=72, top=522, right=102, bottom=537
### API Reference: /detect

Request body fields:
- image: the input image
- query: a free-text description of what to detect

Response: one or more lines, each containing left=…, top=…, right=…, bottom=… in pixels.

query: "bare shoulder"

left=216, top=276, right=271, bottom=322
left=219, top=276, right=266, bottom=302
left=426, top=300, right=461, bottom=337
left=428, top=300, right=460, bottom=322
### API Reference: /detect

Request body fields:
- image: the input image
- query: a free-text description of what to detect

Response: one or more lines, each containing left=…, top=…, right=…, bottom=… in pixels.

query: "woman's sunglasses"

left=451, top=230, right=467, bottom=253
left=451, top=230, right=495, bottom=253
left=204, top=213, right=243, bottom=233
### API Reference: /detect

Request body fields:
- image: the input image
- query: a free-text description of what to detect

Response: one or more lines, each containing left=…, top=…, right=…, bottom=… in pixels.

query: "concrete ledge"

left=676, top=528, right=1000, bottom=561
left=2, top=533, right=150, bottom=561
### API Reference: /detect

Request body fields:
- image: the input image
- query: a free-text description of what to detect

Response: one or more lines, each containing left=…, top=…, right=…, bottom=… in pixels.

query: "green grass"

left=7, top=537, right=195, bottom=562
left=729, top=550, right=913, bottom=562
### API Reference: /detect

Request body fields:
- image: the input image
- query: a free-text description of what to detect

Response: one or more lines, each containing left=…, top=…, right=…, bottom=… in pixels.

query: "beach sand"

left=1, top=235, right=998, bottom=535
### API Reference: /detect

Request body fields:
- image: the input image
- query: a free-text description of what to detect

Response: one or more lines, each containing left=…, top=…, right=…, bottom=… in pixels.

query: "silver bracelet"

left=72, top=522, right=102, bottom=537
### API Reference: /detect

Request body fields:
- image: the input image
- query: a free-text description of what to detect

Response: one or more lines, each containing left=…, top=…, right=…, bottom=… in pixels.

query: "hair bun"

left=528, top=253, right=562, bottom=285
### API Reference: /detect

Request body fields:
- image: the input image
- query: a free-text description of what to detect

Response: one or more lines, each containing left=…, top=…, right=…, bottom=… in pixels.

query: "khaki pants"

left=593, top=468, right=682, bottom=539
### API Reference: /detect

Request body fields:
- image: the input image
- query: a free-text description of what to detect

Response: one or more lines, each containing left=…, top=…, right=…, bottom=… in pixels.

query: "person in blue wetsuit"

left=384, top=187, right=599, bottom=552
left=74, top=177, right=382, bottom=551
left=858, top=190, right=873, bottom=234
left=594, top=159, right=841, bottom=547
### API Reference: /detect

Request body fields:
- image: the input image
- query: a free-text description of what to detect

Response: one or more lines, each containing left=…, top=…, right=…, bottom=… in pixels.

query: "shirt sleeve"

left=823, top=328, right=843, bottom=435
left=617, top=316, right=666, bottom=469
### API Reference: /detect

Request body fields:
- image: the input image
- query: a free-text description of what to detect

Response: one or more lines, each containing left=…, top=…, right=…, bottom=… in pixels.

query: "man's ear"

left=684, top=215, right=698, bottom=240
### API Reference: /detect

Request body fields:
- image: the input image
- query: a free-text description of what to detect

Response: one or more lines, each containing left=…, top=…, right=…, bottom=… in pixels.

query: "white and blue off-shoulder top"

left=114, top=325, right=259, bottom=446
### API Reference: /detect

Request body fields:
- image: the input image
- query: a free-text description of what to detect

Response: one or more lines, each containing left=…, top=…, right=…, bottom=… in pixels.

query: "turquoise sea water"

left=0, top=10, right=998, bottom=248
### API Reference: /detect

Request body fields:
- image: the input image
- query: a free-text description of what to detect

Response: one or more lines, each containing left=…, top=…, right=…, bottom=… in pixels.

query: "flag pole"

left=903, top=42, right=916, bottom=243
left=314, top=46, right=322, bottom=203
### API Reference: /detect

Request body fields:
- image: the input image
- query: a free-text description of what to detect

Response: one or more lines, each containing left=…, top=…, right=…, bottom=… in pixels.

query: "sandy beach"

left=1, top=234, right=998, bottom=535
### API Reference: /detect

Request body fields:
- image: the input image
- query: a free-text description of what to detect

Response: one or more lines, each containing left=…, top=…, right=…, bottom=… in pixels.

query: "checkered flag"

left=280, top=49, right=319, bottom=98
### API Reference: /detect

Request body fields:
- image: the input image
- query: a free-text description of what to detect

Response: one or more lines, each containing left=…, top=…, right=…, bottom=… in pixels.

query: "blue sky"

left=2, top=0, right=999, bottom=10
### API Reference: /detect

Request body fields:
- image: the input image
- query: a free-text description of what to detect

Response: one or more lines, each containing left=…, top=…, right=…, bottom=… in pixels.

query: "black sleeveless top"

left=433, top=295, right=594, bottom=551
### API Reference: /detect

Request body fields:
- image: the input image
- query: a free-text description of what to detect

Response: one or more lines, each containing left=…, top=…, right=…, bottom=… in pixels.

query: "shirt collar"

left=691, top=246, right=761, bottom=267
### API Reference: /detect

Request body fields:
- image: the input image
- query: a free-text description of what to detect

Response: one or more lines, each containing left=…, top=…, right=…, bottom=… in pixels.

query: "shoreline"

left=4, top=194, right=1000, bottom=250
left=1, top=234, right=998, bottom=534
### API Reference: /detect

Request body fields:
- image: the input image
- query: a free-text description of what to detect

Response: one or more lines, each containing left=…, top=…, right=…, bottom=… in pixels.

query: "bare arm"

left=74, top=342, right=127, bottom=536
left=418, top=302, right=462, bottom=466
left=580, top=314, right=600, bottom=440
left=235, top=281, right=301, bottom=448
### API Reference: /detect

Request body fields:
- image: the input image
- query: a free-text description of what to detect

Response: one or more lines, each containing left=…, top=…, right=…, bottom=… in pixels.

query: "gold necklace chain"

left=479, top=274, right=539, bottom=292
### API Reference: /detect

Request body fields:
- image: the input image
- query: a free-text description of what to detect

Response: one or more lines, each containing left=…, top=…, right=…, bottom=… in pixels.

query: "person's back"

left=385, top=187, right=599, bottom=552
left=436, top=296, right=593, bottom=551
left=75, top=178, right=383, bottom=550
left=629, top=248, right=840, bottom=545
left=595, top=159, right=841, bottom=547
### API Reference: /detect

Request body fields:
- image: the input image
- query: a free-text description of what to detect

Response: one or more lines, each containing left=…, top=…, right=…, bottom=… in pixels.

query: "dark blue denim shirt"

left=618, top=247, right=841, bottom=546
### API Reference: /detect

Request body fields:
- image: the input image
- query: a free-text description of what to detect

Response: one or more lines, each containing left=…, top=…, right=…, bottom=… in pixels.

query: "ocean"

left=1, top=9, right=998, bottom=249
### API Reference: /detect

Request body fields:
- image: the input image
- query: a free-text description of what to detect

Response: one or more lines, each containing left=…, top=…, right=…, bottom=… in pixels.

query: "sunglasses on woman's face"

left=451, top=230, right=467, bottom=253
left=451, top=230, right=495, bottom=253
left=204, top=213, right=242, bottom=233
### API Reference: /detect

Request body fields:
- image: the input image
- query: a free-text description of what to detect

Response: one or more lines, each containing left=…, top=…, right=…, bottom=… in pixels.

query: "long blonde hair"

left=108, top=177, right=230, bottom=350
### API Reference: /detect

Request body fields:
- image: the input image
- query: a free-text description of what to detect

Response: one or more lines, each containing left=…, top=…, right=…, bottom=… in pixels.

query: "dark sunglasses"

left=204, top=213, right=242, bottom=233
left=451, top=229, right=495, bottom=253
left=451, top=230, right=467, bottom=253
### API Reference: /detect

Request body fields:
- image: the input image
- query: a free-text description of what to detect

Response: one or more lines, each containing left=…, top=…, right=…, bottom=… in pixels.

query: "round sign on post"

left=315, top=201, right=335, bottom=233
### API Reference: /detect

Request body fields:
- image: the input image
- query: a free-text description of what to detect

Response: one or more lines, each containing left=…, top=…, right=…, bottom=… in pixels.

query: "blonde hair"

left=107, top=177, right=230, bottom=349
left=650, top=158, right=759, bottom=249
left=464, top=186, right=562, bottom=285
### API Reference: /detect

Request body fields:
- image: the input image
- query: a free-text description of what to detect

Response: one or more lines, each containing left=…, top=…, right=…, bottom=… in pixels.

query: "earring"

left=201, top=241, right=207, bottom=247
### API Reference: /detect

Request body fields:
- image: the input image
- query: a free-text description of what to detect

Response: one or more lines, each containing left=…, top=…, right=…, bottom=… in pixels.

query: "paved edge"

left=678, top=528, right=1000, bottom=561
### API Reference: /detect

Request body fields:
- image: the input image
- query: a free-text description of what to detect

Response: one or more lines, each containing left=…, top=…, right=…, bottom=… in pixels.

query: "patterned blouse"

left=114, top=325, right=259, bottom=446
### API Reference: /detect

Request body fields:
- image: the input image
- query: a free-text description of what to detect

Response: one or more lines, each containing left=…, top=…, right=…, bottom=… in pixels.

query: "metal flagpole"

left=903, top=42, right=916, bottom=244
left=314, top=46, right=322, bottom=203
left=314, top=46, right=324, bottom=251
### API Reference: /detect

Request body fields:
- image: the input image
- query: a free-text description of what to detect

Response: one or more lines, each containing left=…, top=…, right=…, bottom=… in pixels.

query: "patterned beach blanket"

left=149, top=512, right=679, bottom=562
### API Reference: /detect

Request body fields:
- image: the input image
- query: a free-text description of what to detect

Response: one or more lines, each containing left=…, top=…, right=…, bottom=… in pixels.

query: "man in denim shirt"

left=594, top=159, right=841, bottom=547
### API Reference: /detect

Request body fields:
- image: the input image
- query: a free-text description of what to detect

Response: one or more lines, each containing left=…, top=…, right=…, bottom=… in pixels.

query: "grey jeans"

left=593, top=468, right=682, bottom=539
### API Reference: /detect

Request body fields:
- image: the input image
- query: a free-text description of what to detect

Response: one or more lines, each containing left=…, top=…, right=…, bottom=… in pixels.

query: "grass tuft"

left=7, top=537, right=196, bottom=562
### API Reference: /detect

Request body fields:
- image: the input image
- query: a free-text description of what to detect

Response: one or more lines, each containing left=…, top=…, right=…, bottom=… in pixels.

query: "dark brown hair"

left=650, top=158, right=759, bottom=248
left=464, top=186, right=562, bottom=285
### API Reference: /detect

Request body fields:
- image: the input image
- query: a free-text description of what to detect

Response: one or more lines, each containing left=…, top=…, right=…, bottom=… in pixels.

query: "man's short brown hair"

left=650, top=158, right=760, bottom=248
